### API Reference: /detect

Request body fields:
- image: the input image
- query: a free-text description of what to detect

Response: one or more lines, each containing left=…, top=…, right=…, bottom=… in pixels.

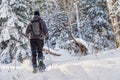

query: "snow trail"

left=1, top=49, right=120, bottom=80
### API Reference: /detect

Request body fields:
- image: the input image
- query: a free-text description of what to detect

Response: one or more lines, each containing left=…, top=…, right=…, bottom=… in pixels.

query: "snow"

left=1, top=48, right=120, bottom=80
left=0, top=28, right=10, bottom=42
left=0, top=0, right=119, bottom=80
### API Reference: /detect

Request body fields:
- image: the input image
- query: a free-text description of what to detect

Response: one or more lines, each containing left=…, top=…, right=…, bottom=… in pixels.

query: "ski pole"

left=46, top=40, right=53, bottom=69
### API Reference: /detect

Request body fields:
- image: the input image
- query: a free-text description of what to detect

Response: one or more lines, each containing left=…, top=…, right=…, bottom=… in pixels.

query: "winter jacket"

left=26, top=15, right=48, bottom=39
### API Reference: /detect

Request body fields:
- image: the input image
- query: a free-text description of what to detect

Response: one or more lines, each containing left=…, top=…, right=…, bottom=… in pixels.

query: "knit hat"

left=34, top=11, right=40, bottom=16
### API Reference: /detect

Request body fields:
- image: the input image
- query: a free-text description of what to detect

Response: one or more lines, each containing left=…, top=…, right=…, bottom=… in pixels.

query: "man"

left=26, top=11, right=48, bottom=73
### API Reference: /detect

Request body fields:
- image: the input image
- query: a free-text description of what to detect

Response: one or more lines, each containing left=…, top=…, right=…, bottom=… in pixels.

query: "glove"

left=45, top=36, right=49, bottom=40
left=45, top=34, right=49, bottom=40
left=26, top=34, right=29, bottom=38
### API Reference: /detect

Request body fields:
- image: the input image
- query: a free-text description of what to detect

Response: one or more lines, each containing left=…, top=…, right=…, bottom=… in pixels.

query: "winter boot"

left=32, top=64, right=37, bottom=73
left=33, top=68, right=37, bottom=73
left=38, top=58, right=46, bottom=71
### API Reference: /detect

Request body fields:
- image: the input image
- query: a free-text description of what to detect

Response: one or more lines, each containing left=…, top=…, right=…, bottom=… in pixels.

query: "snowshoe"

left=38, top=61, right=46, bottom=72
left=33, top=68, right=37, bottom=73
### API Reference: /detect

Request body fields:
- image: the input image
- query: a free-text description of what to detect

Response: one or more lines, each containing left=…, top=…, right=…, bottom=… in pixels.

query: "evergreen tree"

left=0, top=0, right=31, bottom=63
left=0, top=0, right=116, bottom=63
left=78, top=0, right=115, bottom=51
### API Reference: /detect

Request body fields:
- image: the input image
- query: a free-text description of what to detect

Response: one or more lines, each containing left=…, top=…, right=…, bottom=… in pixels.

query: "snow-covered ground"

left=1, top=48, right=120, bottom=80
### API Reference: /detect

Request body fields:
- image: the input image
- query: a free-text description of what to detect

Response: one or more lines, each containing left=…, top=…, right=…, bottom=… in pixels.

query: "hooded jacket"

left=26, top=15, right=48, bottom=39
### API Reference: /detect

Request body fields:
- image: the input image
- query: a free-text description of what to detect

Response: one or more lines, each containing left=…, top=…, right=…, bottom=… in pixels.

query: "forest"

left=0, top=0, right=119, bottom=63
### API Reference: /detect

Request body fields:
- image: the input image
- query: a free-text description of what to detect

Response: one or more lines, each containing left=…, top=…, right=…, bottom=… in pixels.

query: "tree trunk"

left=65, top=0, right=88, bottom=55
left=75, top=0, right=81, bottom=38
left=106, top=0, right=120, bottom=48
left=68, top=21, right=88, bottom=55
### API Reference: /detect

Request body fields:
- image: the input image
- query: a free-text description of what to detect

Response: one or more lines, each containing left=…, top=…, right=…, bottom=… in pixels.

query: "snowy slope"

left=0, top=48, right=120, bottom=80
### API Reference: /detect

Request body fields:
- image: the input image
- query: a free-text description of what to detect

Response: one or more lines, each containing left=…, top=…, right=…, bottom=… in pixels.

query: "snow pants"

left=30, top=39, right=44, bottom=68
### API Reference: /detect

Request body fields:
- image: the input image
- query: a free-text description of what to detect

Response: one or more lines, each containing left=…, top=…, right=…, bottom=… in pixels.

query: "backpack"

left=31, top=19, right=41, bottom=36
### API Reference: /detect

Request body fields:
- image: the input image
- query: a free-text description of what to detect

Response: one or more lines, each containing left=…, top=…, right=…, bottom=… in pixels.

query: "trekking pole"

left=14, top=52, right=17, bottom=70
left=46, top=40, right=53, bottom=69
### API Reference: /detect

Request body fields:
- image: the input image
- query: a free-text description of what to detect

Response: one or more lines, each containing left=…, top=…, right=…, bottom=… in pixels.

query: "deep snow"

left=0, top=48, right=120, bottom=80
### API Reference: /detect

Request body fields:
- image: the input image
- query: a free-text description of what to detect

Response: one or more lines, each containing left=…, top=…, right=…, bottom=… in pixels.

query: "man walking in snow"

left=26, top=11, right=49, bottom=73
